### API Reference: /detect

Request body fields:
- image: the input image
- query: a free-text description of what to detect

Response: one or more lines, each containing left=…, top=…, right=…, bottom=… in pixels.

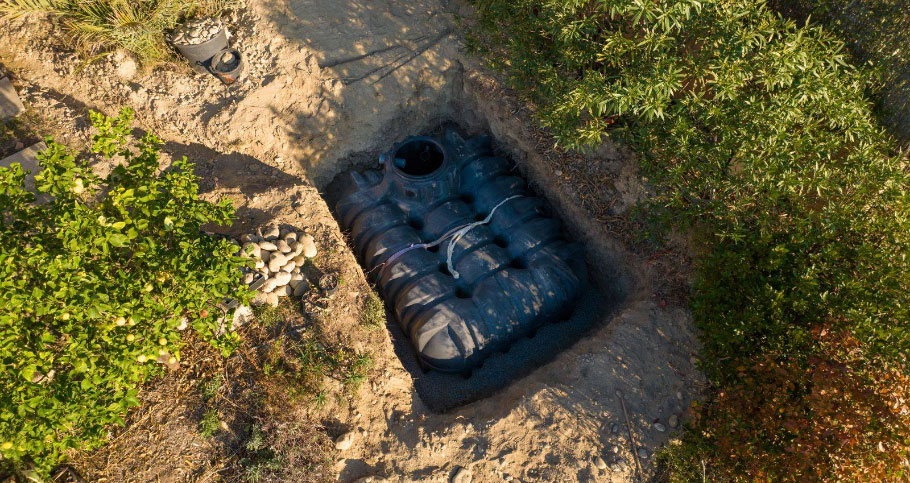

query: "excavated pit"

left=2, top=6, right=701, bottom=477
left=321, top=70, right=641, bottom=410
left=328, top=128, right=605, bottom=410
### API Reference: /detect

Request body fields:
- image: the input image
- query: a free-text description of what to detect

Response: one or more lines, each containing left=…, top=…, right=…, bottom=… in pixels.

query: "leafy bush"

left=662, top=329, right=910, bottom=481
left=0, top=109, right=250, bottom=475
left=770, top=0, right=910, bottom=144
left=469, top=0, right=910, bottom=479
left=0, top=0, right=235, bottom=63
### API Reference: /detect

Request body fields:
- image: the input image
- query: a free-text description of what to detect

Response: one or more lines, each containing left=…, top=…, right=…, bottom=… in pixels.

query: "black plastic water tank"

left=335, top=131, right=587, bottom=373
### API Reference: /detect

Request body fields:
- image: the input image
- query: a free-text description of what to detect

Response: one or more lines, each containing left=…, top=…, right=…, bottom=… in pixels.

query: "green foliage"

left=239, top=424, right=283, bottom=482
left=200, top=374, right=223, bottom=402
left=198, top=408, right=221, bottom=438
left=0, top=0, right=237, bottom=63
left=771, top=0, right=910, bottom=143
left=288, top=333, right=370, bottom=397
left=470, top=0, right=910, bottom=480
left=0, top=109, right=250, bottom=475
left=252, top=303, right=283, bottom=328
left=262, top=328, right=371, bottom=405
left=359, top=290, right=385, bottom=329
left=656, top=332, right=910, bottom=481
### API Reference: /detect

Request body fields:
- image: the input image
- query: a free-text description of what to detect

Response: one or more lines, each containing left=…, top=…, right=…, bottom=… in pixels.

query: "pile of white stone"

left=169, top=17, right=224, bottom=46
left=239, top=225, right=318, bottom=307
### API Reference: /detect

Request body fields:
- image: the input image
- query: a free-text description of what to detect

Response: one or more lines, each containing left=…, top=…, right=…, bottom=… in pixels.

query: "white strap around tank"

left=377, top=195, right=524, bottom=280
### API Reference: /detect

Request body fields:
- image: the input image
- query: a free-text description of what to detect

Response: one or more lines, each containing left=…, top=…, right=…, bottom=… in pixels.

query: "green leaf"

left=109, top=234, right=129, bottom=247
left=19, top=365, right=36, bottom=382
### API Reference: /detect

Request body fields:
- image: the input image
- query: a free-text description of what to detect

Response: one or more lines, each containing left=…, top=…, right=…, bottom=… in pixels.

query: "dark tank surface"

left=334, top=131, right=588, bottom=375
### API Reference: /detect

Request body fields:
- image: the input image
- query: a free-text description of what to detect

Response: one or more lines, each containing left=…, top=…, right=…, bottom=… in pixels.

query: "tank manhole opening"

left=393, top=138, right=444, bottom=176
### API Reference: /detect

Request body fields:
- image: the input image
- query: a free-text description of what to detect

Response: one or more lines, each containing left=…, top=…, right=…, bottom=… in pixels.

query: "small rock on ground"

left=669, top=414, right=679, bottom=428
left=653, top=422, right=666, bottom=432
left=0, top=76, right=25, bottom=120
left=593, top=455, right=607, bottom=470
left=262, top=225, right=280, bottom=240
left=300, top=234, right=317, bottom=258
left=451, top=466, right=472, bottom=483
left=231, top=305, right=253, bottom=329
left=251, top=292, right=267, bottom=306
left=0, top=142, right=45, bottom=191
left=114, top=52, right=138, bottom=81
left=334, top=431, right=355, bottom=451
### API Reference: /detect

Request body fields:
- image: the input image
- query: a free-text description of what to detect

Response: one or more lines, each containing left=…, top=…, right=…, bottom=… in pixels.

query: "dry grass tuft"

left=0, top=0, right=237, bottom=63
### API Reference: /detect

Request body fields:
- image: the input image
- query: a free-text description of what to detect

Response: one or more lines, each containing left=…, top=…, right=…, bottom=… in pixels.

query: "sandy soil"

left=0, top=1, right=705, bottom=481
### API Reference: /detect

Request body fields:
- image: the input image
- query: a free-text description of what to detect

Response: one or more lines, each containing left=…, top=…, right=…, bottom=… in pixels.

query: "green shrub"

left=659, top=329, right=910, bottom=481
left=469, top=0, right=910, bottom=479
left=0, top=109, right=250, bottom=475
left=198, top=408, right=221, bottom=438
left=239, top=424, right=283, bottom=482
left=200, top=373, right=224, bottom=402
left=770, top=0, right=910, bottom=144
left=0, top=0, right=235, bottom=63
left=360, top=290, right=385, bottom=329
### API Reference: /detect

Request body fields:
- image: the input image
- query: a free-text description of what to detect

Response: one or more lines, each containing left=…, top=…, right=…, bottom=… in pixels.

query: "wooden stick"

left=616, top=390, right=644, bottom=481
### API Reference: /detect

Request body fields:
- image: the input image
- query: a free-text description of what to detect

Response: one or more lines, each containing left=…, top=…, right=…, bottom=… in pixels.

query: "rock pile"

left=239, top=225, right=318, bottom=307
left=169, top=17, right=224, bottom=46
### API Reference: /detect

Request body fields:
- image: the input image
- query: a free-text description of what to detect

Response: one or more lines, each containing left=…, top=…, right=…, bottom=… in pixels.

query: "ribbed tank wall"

left=335, top=131, right=587, bottom=373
